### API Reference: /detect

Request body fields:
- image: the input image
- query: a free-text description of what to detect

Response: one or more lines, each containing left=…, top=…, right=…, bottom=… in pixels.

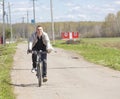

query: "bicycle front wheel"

left=37, top=63, right=42, bottom=87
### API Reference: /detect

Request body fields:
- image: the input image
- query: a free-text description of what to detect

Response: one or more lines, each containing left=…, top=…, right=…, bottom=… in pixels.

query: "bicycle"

left=29, top=50, right=47, bottom=87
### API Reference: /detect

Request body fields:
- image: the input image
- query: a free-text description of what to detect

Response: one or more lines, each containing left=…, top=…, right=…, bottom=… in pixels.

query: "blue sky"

left=0, top=0, right=120, bottom=23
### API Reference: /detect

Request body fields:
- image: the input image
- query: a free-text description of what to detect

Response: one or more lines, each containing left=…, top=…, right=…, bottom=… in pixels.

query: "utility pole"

left=27, top=10, right=29, bottom=23
left=2, top=0, right=5, bottom=45
left=6, top=14, right=8, bottom=28
left=32, top=0, right=36, bottom=27
left=8, top=2, right=13, bottom=42
left=50, top=0, right=55, bottom=44
left=26, top=10, right=29, bottom=38
left=22, top=17, right=25, bottom=38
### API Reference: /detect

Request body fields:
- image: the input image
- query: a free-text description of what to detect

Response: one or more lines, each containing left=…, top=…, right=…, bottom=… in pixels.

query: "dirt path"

left=11, top=43, right=120, bottom=99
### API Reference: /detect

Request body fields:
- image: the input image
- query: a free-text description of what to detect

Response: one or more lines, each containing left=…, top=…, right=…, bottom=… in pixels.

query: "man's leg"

left=32, top=53, right=37, bottom=73
left=41, top=53, right=47, bottom=82
left=42, top=53, right=47, bottom=77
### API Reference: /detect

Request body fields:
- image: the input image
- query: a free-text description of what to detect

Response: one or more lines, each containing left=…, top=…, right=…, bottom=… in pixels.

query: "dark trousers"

left=32, top=53, right=47, bottom=77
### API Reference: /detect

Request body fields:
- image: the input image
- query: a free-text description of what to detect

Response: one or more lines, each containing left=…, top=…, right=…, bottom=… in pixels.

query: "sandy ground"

left=11, top=43, right=120, bottom=99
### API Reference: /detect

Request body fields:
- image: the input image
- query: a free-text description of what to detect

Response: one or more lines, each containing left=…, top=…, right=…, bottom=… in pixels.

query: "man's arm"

left=27, top=34, right=34, bottom=53
left=44, top=33, right=54, bottom=53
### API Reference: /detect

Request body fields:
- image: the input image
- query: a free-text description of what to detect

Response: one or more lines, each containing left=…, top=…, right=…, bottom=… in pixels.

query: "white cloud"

left=87, top=4, right=95, bottom=9
left=72, top=6, right=80, bottom=10
left=67, top=14, right=75, bottom=19
left=78, top=14, right=87, bottom=19
left=65, top=2, right=75, bottom=7
left=54, top=15, right=75, bottom=21
left=11, top=1, right=31, bottom=14
left=114, top=1, right=120, bottom=5
left=40, top=5, right=50, bottom=11
left=1, top=0, right=120, bottom=23
left=105, top=8, right=115, bottom=12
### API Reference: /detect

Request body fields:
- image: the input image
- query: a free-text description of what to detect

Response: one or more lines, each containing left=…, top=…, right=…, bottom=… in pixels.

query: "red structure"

left=61, top=32, right=69, bottom=39
left=61, top=32, right=79, bottom=39
left=0, top=36, right=3, bottom=44
left=72, top=32, right=79, bottom=38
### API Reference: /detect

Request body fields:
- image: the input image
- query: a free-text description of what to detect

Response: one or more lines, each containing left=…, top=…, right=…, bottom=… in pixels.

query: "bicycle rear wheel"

left=37, top=63, right=42, bottom=87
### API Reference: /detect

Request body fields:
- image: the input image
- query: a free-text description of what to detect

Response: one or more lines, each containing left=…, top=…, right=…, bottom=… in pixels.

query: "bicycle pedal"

left=36, top=73, right=38, bottom=76
left=43, top=77, right=48, bottom=82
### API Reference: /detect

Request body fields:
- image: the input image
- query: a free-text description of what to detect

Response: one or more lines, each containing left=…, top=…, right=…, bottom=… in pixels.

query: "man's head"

left=36, top=25, right=43, bottom=35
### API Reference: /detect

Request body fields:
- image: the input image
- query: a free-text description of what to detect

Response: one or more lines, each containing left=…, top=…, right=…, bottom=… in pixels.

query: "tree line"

left=0, top=11, right=120, bottom=40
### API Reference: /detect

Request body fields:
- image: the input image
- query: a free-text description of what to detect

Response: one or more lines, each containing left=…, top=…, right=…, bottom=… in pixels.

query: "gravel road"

left=11, top=43, right=120, bottom=99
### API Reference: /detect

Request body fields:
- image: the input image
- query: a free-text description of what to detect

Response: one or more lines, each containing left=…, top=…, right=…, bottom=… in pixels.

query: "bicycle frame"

left=32, top=50, right=47, bottom=87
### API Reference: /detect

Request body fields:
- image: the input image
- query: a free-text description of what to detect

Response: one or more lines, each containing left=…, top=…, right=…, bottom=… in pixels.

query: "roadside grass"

left=0, top=38, right=119, bottom=98
left=0, top=43, right=17, bottom=99
left=54, top=38, right=120, bottom=70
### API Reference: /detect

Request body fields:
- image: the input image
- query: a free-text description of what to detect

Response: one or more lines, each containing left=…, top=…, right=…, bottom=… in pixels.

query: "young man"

left=28, top=25, right=54, bottom=82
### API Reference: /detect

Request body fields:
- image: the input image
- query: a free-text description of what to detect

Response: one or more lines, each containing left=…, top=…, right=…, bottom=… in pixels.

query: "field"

left=54, top=37, right=120, bottom=71
left=0, top=38, right=120, bottom=98
left=0, top=43, right=16, bottom=99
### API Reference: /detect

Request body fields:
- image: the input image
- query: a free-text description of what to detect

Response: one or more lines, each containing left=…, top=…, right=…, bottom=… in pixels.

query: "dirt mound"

left=66, top=39, right=80, bottom=44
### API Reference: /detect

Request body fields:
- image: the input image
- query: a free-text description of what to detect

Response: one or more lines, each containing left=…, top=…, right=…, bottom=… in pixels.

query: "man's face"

left=37, top=27, right=43, bottom=34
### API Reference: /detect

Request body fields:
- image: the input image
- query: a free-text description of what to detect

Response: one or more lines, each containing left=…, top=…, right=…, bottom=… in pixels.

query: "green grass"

left=0, top=38, right=119, bottom=98
left=0, top=43, right=17, bottom=99
left=54, top=38, right=120, bottom=70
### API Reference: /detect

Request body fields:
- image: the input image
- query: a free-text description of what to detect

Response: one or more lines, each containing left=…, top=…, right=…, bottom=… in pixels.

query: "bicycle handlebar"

left=27, top=50, right=47, bottom=54
left=27, top=49, right=57, bottom=54
left=32, top=50, right=47, bottom=55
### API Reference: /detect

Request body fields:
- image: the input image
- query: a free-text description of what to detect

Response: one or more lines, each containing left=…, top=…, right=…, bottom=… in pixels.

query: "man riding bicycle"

left=27, top=25, right=54, bottom=82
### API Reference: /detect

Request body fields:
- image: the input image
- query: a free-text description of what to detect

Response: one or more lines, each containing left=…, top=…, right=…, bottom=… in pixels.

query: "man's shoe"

left=31, top=68, right=36, bottom=73
left=43, top=77, right=48, bottom=82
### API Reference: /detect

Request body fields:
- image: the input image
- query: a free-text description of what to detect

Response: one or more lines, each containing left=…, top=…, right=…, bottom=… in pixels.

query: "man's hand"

left=47, top=49, right=52, bottom=53
left=27, top=49, right=32, bottom=54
